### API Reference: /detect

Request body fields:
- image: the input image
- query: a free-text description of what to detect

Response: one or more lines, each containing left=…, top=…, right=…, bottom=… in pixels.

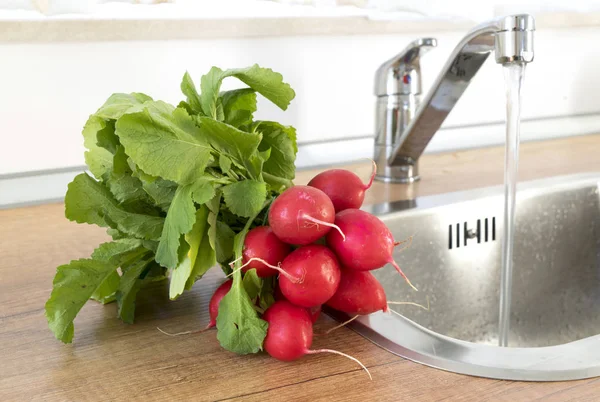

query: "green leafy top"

left=199, top=65, right=295, bottom=119
left=46, top=65, right=297, bottom=355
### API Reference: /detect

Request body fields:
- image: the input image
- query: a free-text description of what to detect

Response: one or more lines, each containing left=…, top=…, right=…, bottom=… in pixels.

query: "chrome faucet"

left=374, top=14, right=535, bottom=183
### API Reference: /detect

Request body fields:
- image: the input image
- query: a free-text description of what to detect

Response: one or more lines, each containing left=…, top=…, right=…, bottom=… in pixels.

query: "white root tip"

left=236, top=257, right=301, bottom=283
left=388, top=296, right=430, bottom=311
left=225, top=256, right=245, bottom=278
left=226, top=266, right=243, bottom=278
left=301, top=214, right=346, bottom=241
left=393, top=235, right=414, bottom=251
left=157, top=325, right=211, bottom=337
left=364, top=158, right=377, bottom=190
left=307, top=348, right=372, bottom=380
left=390, top=260, right=418, bottom=292
left=315, top=315, right=359, bottom=336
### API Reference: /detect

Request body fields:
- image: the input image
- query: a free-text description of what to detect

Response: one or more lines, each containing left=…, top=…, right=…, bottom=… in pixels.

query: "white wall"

left=2, top=25, right=600, bottom=176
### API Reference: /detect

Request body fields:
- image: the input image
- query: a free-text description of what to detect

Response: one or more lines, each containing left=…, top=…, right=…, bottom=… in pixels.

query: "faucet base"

left=375, top=174, right=420, bottom=184
left=374, top=145, right=420, bottom=183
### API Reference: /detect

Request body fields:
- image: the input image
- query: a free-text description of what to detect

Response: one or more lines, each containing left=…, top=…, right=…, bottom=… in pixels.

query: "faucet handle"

left=374, top=38, right=437, bottom=97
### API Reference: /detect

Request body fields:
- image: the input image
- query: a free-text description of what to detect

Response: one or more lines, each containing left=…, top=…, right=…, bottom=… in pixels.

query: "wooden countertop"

left=2, top=135, right=600, bottom=401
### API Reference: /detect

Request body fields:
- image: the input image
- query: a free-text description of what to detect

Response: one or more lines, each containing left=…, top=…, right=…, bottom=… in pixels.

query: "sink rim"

left=328, top=171, right=600, bottom=382
left=363, top=171, right=600, bottom=219
left=325, top=307, right=600, bottom=381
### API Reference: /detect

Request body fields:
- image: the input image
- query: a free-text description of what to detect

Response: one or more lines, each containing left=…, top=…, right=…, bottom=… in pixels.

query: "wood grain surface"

left=2, top=135, right=600, bottom=401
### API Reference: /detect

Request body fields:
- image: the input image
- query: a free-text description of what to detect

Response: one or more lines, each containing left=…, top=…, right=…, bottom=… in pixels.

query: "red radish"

left=268, top=185, right=345, bottom=245
left=273, top=284, right=320, bottom=321
left=308, top=160, right=376, bottom=212
left=207, top=280, right=233, bottom=327
left=242, top=226, right=291, bottom=278
left=326, top=209, right=416, bottom=290
left=274, top=283, right=285, bottom=301
left=263, top=300, right=313, bottom=362
left=307, top=305, right=321, bottom=324
left=262, top=300, right=371, bottom=379
left=238, top=246, right=341, bottom=308
left=157, top=279, right=232, bottom=336
left=326, top=270, right=388, bottom=315
left=278, top=245, right=341, bottom=308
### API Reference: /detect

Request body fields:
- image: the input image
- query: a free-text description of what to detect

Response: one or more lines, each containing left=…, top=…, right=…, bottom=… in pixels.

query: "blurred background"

left=1, top=0, right=600, bottom=206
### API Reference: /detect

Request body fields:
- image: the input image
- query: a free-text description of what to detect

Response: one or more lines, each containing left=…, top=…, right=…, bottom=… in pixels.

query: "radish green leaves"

left=216, top=207, right=270, bottom=354
left=46, top=65, right=297, bottom=353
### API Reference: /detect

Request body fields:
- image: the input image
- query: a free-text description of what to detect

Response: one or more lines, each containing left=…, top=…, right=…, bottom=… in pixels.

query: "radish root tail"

left=301, top=214, right=346, bottom=241
left=393, top=235, right=413, bottom=251
left=388, top=296, right=430, bottom=311
left=225, top=256, right=245, bottom=276
left=315, top=315, right=359, bottom=336
left=157, top=325, right=212, bottom=337
left=233, top=257, right=302, bottom=283
left=390, top=260, right=418, bottom=292
left=388, top=309, right=405, bottom=319
left=364, top=159, right=377, bottom=190
left=307, top=348, right=372, bottom=380
left=226, top=266, right=242, bottom=278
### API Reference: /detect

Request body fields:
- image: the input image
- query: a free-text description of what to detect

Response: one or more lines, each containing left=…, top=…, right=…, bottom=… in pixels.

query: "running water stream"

left=498, top=63, right=526, bottom=347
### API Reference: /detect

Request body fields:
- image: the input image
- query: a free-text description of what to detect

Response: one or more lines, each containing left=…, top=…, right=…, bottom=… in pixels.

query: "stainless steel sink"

left=326, top=173, right=600, bottom=381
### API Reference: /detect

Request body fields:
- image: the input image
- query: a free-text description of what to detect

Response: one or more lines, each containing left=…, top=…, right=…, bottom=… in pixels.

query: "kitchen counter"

left=2, top=134, right=600, bottom=401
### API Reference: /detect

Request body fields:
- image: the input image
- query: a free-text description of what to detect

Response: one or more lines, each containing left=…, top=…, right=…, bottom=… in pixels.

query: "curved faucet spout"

left=377, top=14, right=535, bottom=181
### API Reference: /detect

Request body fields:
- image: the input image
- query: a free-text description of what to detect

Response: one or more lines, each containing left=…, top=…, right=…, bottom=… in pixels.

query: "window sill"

left=1, top=9, right=599, bottom=43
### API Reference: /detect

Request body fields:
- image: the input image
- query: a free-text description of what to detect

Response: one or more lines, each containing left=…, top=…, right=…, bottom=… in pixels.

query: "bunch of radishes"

left=188, top=164, right=414, bottom=377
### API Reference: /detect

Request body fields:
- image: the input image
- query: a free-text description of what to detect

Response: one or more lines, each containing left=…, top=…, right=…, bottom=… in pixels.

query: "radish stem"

left=306, top=348, right=372, bottom=380
left=301, top=214, right=346, bottom=241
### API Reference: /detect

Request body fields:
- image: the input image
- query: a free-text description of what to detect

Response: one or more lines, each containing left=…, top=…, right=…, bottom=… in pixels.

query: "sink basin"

left=325, top=173, right=600, bottom=381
